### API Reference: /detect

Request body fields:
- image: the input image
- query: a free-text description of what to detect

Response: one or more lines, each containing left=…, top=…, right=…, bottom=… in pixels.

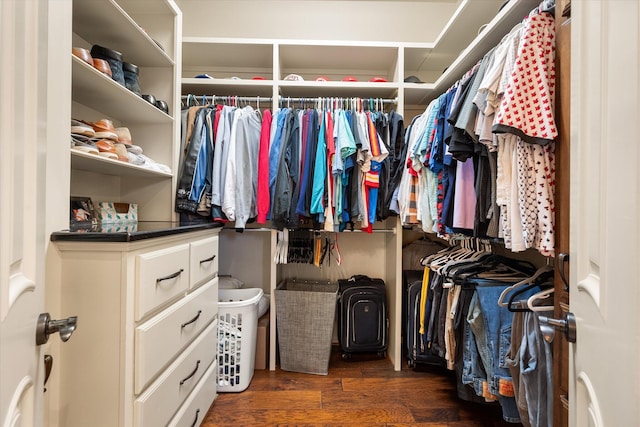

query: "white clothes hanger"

left=527, top=287, right=554, bottom=312
left=497, top=264, right=554, bottom=307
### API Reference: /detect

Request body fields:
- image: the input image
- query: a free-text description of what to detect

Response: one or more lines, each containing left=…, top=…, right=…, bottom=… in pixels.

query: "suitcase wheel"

left=341, top=352, right=352, bottom=360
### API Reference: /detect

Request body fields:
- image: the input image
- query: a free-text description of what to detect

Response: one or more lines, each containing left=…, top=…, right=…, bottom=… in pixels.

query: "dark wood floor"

left=203, top=347, right=518, bottom=427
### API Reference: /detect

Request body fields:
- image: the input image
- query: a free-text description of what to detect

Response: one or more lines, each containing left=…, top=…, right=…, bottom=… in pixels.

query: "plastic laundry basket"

left=217, top=287, right=264, bottom=392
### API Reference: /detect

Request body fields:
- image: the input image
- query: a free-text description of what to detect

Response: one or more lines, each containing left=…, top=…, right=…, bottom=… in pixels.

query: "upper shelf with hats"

left=180, top=0, right=541, bottom=107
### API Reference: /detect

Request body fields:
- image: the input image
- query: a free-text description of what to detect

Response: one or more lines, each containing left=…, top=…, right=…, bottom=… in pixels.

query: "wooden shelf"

left=71, top=149, right=173, bottom=179
left=278, top=81, right=398, bottom=99
left=73, top=0, right=173, bottom=67
left=181, top=78, right=274, bottom=97
left=430, top=0, right=540, bottom=97
left=72, top=57, right=173, bottom=124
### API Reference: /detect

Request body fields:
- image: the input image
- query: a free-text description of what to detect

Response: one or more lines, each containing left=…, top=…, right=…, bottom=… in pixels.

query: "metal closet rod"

left=279, top=96, right=397, bottom=104
left=181, top=95, right=398, bottom=104
left=181, top=95, right=273, bottom=103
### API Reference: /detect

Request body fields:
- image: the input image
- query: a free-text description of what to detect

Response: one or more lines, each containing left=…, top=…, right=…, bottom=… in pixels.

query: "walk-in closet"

left=175, top=0, right=565, bottom=425
left=5, top=0, right=639, bottom=427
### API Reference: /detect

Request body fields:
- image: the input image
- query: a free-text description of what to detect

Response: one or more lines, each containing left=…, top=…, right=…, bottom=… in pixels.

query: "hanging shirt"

left=221, top=108, right=245, bottom=221
left=233, top=106, right=263, bottom=229
left=324, top=111, right=336, bottom=231
left=211, top=106, right=236, bottom=221
left=493, top=11, right=557, bottom=145
left=310, top=112, right=327, bottom=215
left=256, top=109, right=273, bottom=223
left=297, top=109, right=319, bottom=218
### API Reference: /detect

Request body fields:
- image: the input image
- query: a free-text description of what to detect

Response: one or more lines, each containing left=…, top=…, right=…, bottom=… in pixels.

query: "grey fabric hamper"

left=275, top=279, right=338, bottom=375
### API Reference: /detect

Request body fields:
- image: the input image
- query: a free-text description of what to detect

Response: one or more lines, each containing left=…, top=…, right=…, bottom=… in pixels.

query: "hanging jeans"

left=520, top=311, right=554, bottom=427
left=469, top=284, right=537, bottom=423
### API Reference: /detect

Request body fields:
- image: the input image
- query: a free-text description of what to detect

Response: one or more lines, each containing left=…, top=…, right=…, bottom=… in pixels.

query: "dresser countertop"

left=50, top=221, right=224, bottom=242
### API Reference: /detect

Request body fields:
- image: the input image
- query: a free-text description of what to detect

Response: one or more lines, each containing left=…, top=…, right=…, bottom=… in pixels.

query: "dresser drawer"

left=134, top=320, right=217, bottom=427
left=190, top=235, right=219, bottom=289
left=135, top=278, right=218, bottom=394
left=167, top=360, right=217, bottom=427
left=136, top=243, right=190, bottom=321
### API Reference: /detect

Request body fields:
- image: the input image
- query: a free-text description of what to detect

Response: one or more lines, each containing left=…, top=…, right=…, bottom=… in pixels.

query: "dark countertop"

left=50, top=221, right=224, bottom=242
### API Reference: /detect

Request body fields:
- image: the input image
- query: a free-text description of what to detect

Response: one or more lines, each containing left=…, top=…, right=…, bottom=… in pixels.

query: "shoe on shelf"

left=72, top=47, right=93, bottom=66
left=126, top=151, right=145, bottom=165
left=126, top=144, right=143, bottom=155
left=114, top=143, right=130, bottom=162
left=92, top=119, right=118, bottom=141
left=94, top=138, right=118, bottom=160
left=71, top=119, right=95, bottom=138
left=71, top=135, right=99, bottom=155
left=115, top=127, right=132, bottom=146
left=92, top=58, right=112, bottom=78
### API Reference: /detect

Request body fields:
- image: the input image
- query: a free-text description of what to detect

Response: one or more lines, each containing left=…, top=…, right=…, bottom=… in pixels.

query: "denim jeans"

left=520, top=311, right=554, bottom=427
left=461, top=305, right=495, bottom=400
left=506, top=312, right=532, bottom=427
left=463, top=294, right=521, bottom=424
left=473, top=284, right=542, bottom=423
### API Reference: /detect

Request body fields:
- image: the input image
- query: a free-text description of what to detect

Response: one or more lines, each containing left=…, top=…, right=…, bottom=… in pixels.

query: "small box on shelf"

left=96, top=201, right=138, bottom=225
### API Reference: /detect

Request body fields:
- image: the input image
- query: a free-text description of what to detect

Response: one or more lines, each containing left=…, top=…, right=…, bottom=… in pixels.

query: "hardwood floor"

left=202, top=347, right=517, bottom=426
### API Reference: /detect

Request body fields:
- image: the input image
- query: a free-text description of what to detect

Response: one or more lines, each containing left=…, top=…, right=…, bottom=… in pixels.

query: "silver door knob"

left=36, top=312, right=78, bottom=345
left=539, top=312, right=576, bottom=343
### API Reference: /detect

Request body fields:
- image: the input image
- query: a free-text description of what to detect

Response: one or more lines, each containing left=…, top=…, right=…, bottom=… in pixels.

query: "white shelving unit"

left=179, top=0, right=540, bottom=372
left=70, top=0, right=181, bottom=222
left=52, top=2, right=227, bottom=427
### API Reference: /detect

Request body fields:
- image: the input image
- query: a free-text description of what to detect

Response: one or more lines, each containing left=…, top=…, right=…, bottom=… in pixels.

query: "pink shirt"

left=256, top=109, right=272, bottom=223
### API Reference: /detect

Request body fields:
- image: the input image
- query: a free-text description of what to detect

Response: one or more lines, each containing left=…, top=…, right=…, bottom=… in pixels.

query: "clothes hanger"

left=330, top=233, right=342, bottom=266
left=507, top=278, right=553, bottom=312
left=497, top=264, right=554, bottom=307
left=527, top=287, right=554, bottom=312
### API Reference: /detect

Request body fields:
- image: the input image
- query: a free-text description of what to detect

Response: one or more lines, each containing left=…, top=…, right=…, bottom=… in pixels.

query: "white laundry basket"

left=217, top=287, right=264, bottom=392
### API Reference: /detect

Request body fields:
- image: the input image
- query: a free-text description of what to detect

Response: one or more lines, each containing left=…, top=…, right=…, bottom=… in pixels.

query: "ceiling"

left=177, top=0, right=510, bottom=78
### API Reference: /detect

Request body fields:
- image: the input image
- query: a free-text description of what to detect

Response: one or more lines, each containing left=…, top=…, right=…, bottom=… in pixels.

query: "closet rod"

left=181, top=95, right=272, bottom=103
left=279, top=96, right=397, bottom=104
left=182, top=95, right=397, bottom=104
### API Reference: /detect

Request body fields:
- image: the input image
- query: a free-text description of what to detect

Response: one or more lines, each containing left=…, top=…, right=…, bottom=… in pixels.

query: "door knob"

left=36, top=312, right=78, bottom=345
left=539, top=312, right=576, bottom=343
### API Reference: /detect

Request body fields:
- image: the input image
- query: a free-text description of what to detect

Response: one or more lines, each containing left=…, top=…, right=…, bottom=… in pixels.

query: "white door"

left=1, top=0, right=52, bottom=425
left=570, top=1, right=640, bottom=426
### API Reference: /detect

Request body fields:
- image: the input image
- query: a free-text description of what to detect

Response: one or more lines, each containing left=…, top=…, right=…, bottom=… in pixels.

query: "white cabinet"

left=70, top=0, right=181, bottom=222
left=55, top=229, right=220, bottom=427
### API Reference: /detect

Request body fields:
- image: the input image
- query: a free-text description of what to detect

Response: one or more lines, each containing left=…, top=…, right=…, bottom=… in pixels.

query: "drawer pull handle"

left=179, top=360, right=200, bottom=386
left=199, top=254, right=216, bottom=264
left=181, top=310, right=202, bottom=329
left=155, top=268, right=184, bottom=285
left=189, top=409, right=200, bottom=427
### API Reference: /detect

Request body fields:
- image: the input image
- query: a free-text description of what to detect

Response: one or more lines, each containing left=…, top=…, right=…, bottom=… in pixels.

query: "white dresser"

left=53, top=226, right=220, bottom=427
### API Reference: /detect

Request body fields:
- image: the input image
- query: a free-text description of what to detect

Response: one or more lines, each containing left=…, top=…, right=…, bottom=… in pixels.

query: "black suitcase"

left=405, top=274, right=445, bottom=368
left=337, top=275, right=388, bottom=359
